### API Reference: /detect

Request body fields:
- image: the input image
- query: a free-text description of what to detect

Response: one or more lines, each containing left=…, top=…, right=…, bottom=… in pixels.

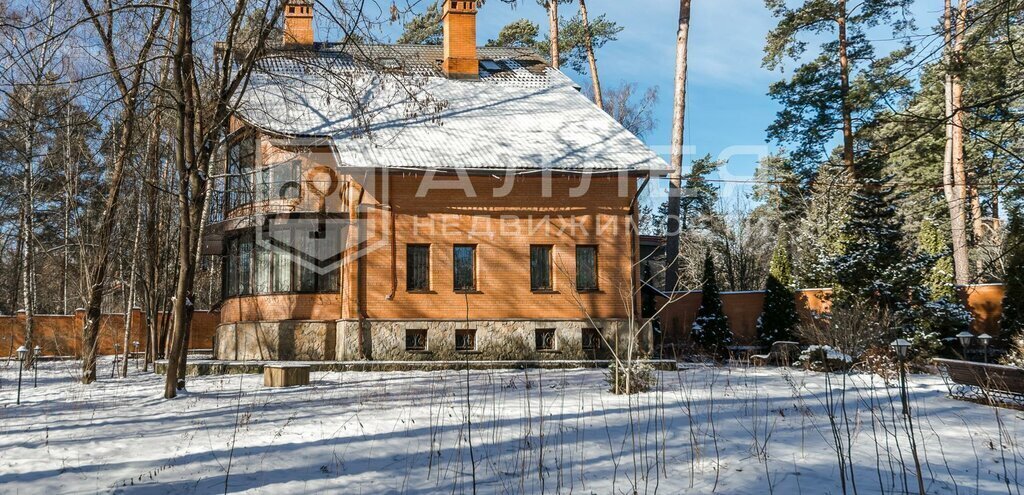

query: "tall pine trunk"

left=577, top=0, right=602, bottom=108
left=664, top=0, right=692, bottom=293
left=548, top=0, right=559, bottom=69
left=944, top=0, right=971, bottom=285
left=837, top=0, right=855, bottom=177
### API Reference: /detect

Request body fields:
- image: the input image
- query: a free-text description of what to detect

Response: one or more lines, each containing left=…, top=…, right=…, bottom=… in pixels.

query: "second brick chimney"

left=283, top=0, right=314, bottom=47
left=443, top=1, right=479, bottom=80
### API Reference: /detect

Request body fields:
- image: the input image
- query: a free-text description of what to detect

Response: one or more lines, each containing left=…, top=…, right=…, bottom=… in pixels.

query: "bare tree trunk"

left=20, top=146, right=36, bottom=369
left=577, top=0, right=602, bottom=108
left=62, top=104, right=75, bottom=315
left=664, top=0, right=692, bottom=293
left=944, top=0, right=971, bottom=285
left=837, top=0, right=855, bottom=177
left=121, top=188, right=144, bottom=378
left=548, top=0, right=560, bottom=69
left=78, top=0, right=165, bottom=384
left=163, top=0, right=286, bottom=399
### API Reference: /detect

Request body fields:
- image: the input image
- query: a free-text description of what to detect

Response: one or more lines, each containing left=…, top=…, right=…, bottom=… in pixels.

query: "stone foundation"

left=215, top=319, right=651, bottom=361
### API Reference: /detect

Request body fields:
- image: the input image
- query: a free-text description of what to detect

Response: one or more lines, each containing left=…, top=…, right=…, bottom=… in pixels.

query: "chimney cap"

left=445, top=0, right=478, bottom=14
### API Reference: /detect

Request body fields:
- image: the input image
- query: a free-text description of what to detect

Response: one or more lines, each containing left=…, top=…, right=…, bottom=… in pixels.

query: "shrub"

left=1001, top=333, right=1024, bottom=368
left=606, top=360, right=657, bottom=394
left=1002, top=215, right=1024, bottom=342
left=796, top=345, right=854, bottom=372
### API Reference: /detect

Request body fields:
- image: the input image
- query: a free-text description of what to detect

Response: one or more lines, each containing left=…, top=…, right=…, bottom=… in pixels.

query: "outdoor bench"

left=933, top=358, right=1024, bottom=408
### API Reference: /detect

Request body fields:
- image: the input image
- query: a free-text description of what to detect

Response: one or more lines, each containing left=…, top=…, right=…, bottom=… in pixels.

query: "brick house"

left=208, top=0, right=671, bottom=362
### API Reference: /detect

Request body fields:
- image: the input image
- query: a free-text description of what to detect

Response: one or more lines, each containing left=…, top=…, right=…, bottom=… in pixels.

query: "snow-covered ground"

left=1, top=358, right=1022, bottom=494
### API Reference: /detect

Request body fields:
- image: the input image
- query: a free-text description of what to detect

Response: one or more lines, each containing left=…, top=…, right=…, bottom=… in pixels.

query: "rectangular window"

left=256, top=167, right=271, bottom=203
left=407, top=245, right=430, bottom=291
left=316, top=226, right=340, bottom=292
left=582, top=328, right=600, bottom=351
left=297, top=230, right=318, bottom=293
left=225, top=238, right=239, bottom=297
left=535, top=328, right=556, bottom=351
left=272, top=228, right=293, bottom=293
left=238, top=235, right=253, bottom=295
left=576, top=245, right=598, bottom=291
left=406, top=329, right=428, bottom=351
left=254, top=239, right=271, bottom=294
left=227, top=136, right=255, bottom=210
left=455, top=329, right=476, bottom=352
left=271, top=160, right=301, bottom=200
left=453, top=245, right=476, bottom=291
left=530, top=245, right=552, bottom=291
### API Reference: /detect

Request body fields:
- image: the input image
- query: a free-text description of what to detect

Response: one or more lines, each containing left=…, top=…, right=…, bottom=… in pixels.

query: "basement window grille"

left=535, top=329, right=556, bottom=351
left=455, top=329, right=476, bottom=352
left=406, top=329, right=428, bottom=352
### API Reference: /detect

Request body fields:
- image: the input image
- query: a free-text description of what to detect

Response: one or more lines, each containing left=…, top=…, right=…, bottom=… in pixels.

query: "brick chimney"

left=443, top=1, right=479, bottom=80
left=283, top=0, right=314, bottom=47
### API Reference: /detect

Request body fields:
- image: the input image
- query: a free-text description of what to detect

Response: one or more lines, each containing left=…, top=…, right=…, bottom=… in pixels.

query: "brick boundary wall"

left=0, top=309, right=219, bottom=357
left=656, top=284, right=1005, bottom=345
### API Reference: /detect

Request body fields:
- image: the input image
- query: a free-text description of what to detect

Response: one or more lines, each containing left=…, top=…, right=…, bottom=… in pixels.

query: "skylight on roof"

left=480, top=60, right=503, bottom=72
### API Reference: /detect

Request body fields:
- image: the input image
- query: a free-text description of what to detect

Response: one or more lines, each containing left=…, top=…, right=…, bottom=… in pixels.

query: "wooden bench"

left=933, top=358, right=1024, bottom=408
left=263, top=364, right=311, bottom=388
left=750, top=341, right=800, bottom=367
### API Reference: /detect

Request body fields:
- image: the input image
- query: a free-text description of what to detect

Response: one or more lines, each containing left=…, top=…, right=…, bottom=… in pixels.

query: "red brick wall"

left=959, top=284, right=1004, bottom=335
left=0, top=310, right=219, bottom=357
left=657, top=285, right=999, bottom=345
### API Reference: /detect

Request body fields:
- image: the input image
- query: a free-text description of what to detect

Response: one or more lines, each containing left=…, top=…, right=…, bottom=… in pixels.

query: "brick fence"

left=656, top=284, right=1005, bottom=345
left=0, top=309, right=219, bottom=357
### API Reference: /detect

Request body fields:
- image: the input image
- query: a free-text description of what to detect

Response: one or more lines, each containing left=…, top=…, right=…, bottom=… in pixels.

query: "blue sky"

left=341, top=0, right=945, bottom=205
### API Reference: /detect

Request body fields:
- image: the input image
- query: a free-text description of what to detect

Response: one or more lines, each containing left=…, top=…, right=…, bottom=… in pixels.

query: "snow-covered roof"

left=235, top=44, right=670, bottom=173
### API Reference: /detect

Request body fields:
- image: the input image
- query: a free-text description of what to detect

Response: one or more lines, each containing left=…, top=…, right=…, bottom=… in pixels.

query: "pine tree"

left=486, top=19, right=540, bottom=48
left=763, top=0, right=914, bottom=175
left=757, top=230, right=799, bottom=344
left=692, top=251, right=732, bottom=356
left=396, top=1, right=443, bottom=45
left=833, top=168, right=912, bottom=311
left=1001, top=214, right=1024, bottom=339
left=796, top=160, right=852, bottom=288
left=535, top=13, right=622, bottom=74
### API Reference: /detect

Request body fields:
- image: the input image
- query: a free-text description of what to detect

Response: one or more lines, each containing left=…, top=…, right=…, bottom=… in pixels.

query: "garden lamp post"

left=890, top=339, right=911, bottom=416
left=956, top=331, right=973, bottom=359
left=111, top=343, right=121, bottom=378
left=889, top=338, right=925, bottom=495
left=978, top=333, right=992, bottom=363
left=16, top=345, right=27, bottom=405
left=133, top=341, right=140, bottom=371
left=33, top=345, right=41, bottom=387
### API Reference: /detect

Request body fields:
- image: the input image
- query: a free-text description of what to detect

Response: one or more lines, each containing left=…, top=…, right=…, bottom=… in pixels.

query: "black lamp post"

left=956, top=331, right=973, bottom=360
left=890, top=337, right=926, bottom=495
left=890, top=338, right=911, bottom=416
left=978, top=333, right=992, bottom=363
left=33, top=345, right=40, bottom=387
left=16, top=345, right=27, bottom=405
left=111, top=342, right=121, bottom=378
left=133, top=341, right=140, bottom=371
